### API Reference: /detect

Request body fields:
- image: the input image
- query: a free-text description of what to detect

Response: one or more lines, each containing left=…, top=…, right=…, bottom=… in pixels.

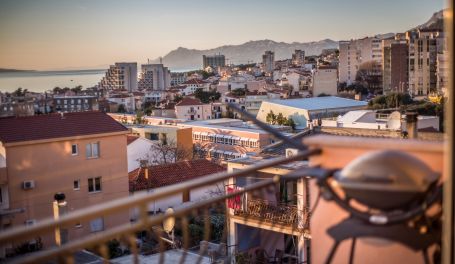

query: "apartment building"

left=202, top=54, right=226, bottom=69
left=312, top=66, right=338, bottom=96
left=97, top=62, right=138, bottom=92
left=292, top=49, right=305, bottom=67
left=407, top=30, right=439, bottom=96
left=53, top=96, right=99, bottom=113
left=175, top=97, right=212, bottom=121
left=138, top=64, right=171, bottom=91
left=339, top=37, right=382, bottom=85
left=382, top=38, right=408, bottom=94
left=0, top=112, right=129, bottom=251
left=0, top=101, right=35, bottom=117
left=262, top=51, right=275, bottom=74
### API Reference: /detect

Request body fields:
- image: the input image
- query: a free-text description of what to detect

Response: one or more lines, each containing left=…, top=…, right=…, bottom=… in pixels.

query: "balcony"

left=233, top=198, right=299, bottom=227
left=0, top=135, right=445, bottom=264
left=187, top=109, right=197, bottom=114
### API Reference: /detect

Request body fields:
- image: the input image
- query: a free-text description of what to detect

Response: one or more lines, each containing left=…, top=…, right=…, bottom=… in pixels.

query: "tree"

left=12, top=87, right=28, bottom=97
left=117, top=104, right=127, bottom=113
left=276, top=113, right=286, bottom=125
left=71, top=85, right=83, bottom=94
left=317, top=93, right=331, bottom=97
left=194, top=88, right=221, bottom=103
left=139, top=139, right=191, bottom=165
left=135, top=110, right=146, bottom=124
left=286, top=118, right=296, bottom=130
left=266, top=110, right=277, bottom=125
left=230, top=88, right=247, bottom=97
left=174, top=95, right=183, bottom=103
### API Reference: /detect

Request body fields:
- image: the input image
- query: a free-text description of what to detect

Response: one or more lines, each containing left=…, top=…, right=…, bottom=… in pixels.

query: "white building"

left=138, top=64, right=171, bottom=91
left=175, top=97, right=212, bottom=121
left=257, top=96, right=368, bottom=129
left=180, top=79, right=210, bottom=95
left=97, top=62, right=138, bottom=92
left=339, top=37, right=382, bottom=85
left=312, top=66, right=338, bottom=96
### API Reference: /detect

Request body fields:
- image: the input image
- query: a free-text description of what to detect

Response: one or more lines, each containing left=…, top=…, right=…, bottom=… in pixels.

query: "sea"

left=0, top=70, right=106, bottom=93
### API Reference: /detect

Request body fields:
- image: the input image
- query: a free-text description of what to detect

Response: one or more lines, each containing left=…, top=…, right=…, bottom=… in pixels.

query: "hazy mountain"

left=414, top=9, right=446, bottom=31
left=154, top=39, right=338, bottom=70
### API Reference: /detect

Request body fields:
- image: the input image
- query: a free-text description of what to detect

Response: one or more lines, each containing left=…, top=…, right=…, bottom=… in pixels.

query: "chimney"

left=60, top=112, right=65, bottom=119
left=405, top=112, right=418, bottom=139
left=144, top=168, right=149, bottom=180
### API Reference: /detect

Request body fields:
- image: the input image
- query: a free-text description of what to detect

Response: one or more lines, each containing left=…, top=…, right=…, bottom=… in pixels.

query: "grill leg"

left=422, top=248, right=430, bottom=264
left=349, top=238, right=356, bottom=264
left=325, top=241, right=340, bottom=264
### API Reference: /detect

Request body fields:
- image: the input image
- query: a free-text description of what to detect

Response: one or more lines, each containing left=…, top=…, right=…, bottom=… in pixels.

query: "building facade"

left=339, top=37, right=382, bottom=85
left=138, top=64, right=171, bottom=91
left=202, top=54, right=226, bottom=69
left=97, top=62, right=138, bottom=92
left=262, top=51, right=275, bottom=74
left=382, top=38, right=408, bottom=94
left=0, top=112, right=129, bottom=252
left=312, top=66, right=338, bottom=96
left=53, top=96, right=99, bottom=113
left=175, top=98, right=212, bottom=121
left=292, top=50, right=305, bottom=67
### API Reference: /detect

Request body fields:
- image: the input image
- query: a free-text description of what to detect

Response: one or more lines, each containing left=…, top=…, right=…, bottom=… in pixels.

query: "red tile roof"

left=0, top=111, right=128, bottom=144
left=175, top=97, right=204, bottom=106
left=127, top=135, right=139, bottom=145
left=129, top=159, right=225, bottom=192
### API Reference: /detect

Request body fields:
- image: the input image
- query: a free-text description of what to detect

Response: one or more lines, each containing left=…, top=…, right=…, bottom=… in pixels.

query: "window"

left=149, top=133, right=159, bottom=140
left=88, top=177, right=102, bottom=193
left=90, top=217, right=104, bottom=232
left=86, top=142, right=100, bottom=158
left=71, top=144, right=78, bottom=155
left=73, top=180, right=80, bottom=190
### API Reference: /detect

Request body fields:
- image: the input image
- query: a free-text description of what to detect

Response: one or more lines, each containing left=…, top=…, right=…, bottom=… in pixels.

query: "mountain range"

left=154, top=9, right=445, bottom=70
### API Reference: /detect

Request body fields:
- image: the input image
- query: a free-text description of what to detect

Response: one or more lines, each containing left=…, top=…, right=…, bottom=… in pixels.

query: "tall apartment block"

left=97, top=62, right=138, bottom=92
left=382, top=37, right=408, bottom=94
left=202, top=54, right=226, bottom=69
left=339, top=37, right=382, bottom=85
left=262, top=51, right=275, bottom=73
left=292, top=49, right=305, bottom=66
left=407, top=30, right=439, bottom=96
left=138, top=64, right=171, bottom=91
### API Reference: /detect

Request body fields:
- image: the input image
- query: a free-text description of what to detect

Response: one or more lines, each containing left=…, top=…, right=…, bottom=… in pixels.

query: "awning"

left=232, top=136, right=241, bottom=141
left=216, top=150, right=225, bottom=154
left=222, top=135, right=232, bottom=139
left=193, top=131, right=201, bottom=135
left=240, top=137, right=250, bottom=141
left=200, top=132, right=208, bottom=136
left=249, top=138, right=259, bottom=142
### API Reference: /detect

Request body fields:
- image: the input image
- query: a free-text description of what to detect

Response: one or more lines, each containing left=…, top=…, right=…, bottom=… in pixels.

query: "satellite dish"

left=163, top=208, right=175, bottom=233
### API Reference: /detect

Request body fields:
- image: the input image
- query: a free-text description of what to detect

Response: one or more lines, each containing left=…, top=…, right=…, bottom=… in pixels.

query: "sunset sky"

left=0, top=0, right=445, bottom=70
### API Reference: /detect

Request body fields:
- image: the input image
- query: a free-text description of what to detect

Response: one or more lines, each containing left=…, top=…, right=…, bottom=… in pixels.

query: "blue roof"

left=267, top=96, right=367, bottom=111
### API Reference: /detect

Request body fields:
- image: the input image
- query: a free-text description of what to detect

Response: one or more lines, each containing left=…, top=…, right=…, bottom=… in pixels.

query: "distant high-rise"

left=407, top=29, right=440, bottom=96
left=202, top=54, right=226, bottom=69
left=262, top=51, right=275, bottom=73
left=339, top=37, right=382, bottom=85
left=382, top=37, right=408, bottom=94
left=292, top=50, right=305, bottom=66
left=138, top=64, right=171, bottom=90
left=97, top=62, right=138, bottom=92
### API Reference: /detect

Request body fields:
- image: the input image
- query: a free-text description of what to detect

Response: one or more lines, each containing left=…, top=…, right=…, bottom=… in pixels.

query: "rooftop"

left=266, top=96, right=367, bottom=111
left=175, top=97, right=204, bottom=106
left=0, top=111, right=127, bottom=144
left=129, top=159, right=225, bottom=191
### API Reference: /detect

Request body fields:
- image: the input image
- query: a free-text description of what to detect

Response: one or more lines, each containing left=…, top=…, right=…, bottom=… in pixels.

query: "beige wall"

left=4, top=132, right=129, bottom=248
left=175, top=104, right=212, bottom=121
left=312, top=68, right=338, bottom=96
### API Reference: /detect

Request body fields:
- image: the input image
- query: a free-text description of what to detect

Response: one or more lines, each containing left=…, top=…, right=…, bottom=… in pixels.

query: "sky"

left=0, top=0, right=446, bottom=71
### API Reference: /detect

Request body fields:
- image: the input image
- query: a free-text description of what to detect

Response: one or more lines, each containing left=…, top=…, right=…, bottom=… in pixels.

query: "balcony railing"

left=0, top=150, right=317, bottom=264
left=233, top=199, right=300, bottom=227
